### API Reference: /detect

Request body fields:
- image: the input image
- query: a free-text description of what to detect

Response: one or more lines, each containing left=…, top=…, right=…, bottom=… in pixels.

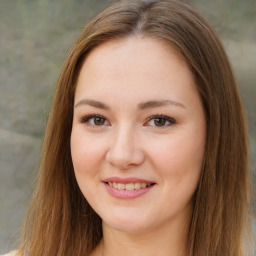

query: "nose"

left=106, top=127, right=145, bottom=170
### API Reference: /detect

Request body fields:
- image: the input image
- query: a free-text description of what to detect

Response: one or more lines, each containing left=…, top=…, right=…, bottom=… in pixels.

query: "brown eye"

left=154, top=118, right=167, bottom=127
left=94, top=117, right=106, bottom=126
left=80, top=114, right=109, bottom=127
left=145, top=115, right=176, bottom=128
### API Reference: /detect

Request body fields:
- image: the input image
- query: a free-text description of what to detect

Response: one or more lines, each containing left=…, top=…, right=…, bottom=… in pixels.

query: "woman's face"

left=71, top=37, right=206, bottom=233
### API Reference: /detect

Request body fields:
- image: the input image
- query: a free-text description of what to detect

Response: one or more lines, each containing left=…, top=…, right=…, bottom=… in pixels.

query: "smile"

left=107, top=182, right=152, bottom=190
left=102, top=178, right=156, bottom=199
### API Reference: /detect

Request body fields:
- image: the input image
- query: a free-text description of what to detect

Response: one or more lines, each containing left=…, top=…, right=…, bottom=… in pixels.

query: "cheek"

left=70, top=131, right=108, bottom=201
left=70, top=131, right=106, bottom=176
left=147, top=130, right=205, bottom=185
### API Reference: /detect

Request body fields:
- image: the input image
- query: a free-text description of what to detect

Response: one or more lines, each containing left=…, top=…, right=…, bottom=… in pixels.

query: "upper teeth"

left=108, top=182, right=151, bottom=190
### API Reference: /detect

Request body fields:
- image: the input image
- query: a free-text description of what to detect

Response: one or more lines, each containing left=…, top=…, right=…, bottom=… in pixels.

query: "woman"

left=4, top=0, right=253, bottom=255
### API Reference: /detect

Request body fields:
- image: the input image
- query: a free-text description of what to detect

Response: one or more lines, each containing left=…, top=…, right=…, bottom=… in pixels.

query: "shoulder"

left=1, top=251, right=19, bottom=256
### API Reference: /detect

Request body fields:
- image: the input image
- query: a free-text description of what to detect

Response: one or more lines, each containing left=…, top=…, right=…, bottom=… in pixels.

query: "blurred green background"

left=0, top=0, right=255, bottom=253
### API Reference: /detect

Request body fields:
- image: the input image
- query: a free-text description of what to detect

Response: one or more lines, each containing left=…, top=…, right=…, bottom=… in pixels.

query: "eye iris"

left=94, top=117, right=105, bottom=125
left=154, top=118, right=166, bottom=126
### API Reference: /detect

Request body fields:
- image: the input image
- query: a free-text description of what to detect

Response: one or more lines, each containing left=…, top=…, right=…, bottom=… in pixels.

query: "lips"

left=108, top=182, right=152, bottom=190
left=102, top=177, right=156, bottom=199
left=103, top=177, right=155, bottom=184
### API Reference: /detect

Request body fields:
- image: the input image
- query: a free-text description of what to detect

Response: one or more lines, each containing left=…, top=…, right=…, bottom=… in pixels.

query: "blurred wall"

left=0, top=0, right=255, bottom=253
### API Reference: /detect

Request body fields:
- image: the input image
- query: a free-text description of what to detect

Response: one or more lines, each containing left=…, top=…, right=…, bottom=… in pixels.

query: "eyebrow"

left=74, top=99, right=185, bottom=110
left=138, top=100, right=185, bottom=110
left=75, top=99, right=110, bottom=110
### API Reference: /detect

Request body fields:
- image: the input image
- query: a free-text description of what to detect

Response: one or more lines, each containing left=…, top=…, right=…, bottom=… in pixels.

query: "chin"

left=105, top=220, right=151, bottom=234
left=101, top=210, right=157, bottom=234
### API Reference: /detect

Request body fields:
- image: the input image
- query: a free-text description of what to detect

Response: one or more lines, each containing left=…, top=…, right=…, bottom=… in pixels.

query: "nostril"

left=106, top=146, right=145, bottom=169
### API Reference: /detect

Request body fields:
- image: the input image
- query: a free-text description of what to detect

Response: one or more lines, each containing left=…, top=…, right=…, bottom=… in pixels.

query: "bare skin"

left=71, top=36, right=206, bottom=256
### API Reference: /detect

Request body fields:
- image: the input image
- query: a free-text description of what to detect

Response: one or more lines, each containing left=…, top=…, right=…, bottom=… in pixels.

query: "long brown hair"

left=18, top=0, right=252, bottom=255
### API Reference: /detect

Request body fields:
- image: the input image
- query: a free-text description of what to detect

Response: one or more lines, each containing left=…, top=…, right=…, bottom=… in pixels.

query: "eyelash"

left=79, top=114, right=176, bottom=128
left=145, top=115, right=176, bottom=128
left=80, top=114, right=110, bottom=126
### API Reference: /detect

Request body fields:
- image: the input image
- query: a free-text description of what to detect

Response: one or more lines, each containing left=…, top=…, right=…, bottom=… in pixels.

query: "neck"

left=93, top=216, right=190, bottom=256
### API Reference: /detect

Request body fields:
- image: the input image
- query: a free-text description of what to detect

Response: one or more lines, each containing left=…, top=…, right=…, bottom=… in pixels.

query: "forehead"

left=80, top=36, right=187, bottom=77
left=75, top=36, right=197, bottom=107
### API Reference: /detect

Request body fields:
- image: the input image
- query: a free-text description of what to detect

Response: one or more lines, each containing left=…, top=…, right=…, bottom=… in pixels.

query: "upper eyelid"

left=145, top=114, right=176, bottom=122
left=80, top=114, right=109, bottom=124
left=146, top=114, right=174, bottom=119
left=79, top=113, right=176, bottom=125
left=144, top=115, right=176, bottom=127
